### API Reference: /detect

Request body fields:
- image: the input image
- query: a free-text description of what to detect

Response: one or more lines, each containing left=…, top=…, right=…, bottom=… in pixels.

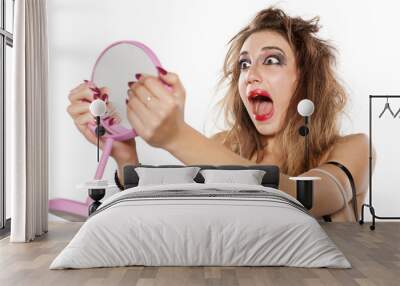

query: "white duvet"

left=50, top=183, right=351, bottom=269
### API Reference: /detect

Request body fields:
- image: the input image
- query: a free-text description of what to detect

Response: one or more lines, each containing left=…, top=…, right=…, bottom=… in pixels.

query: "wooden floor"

left=0, top=222, right=399, bottom=286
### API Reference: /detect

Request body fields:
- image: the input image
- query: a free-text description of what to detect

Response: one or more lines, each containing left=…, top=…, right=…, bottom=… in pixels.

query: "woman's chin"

left=250, top=114, right=280, bottom=135
left=255, top=125, right=277, bottom=136
left=245, top=107, right=279, bottom=135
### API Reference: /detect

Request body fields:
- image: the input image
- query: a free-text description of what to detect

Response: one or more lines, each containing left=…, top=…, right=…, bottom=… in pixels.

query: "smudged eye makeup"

left=263, top=54, right=284, bottom=65
left=238, top=53, right=286, bottom=70
left=239, top=59, right=251, bottom=70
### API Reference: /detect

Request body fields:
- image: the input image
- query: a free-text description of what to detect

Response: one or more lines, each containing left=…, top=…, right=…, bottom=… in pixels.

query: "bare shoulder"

left=339, top=133, right=369, bottom=144
left=331, top=133, right=369, bottom=153
left=320, top=133, right=371, bottom=193
left=210, top=131, right=229, bottom=144
left=323, top=133, right=369, bottom=164
left=331, top=132, right=376, bottom=170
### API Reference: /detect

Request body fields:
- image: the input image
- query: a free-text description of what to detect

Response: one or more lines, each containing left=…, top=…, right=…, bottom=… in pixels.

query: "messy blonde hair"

left=217, top=7, right=347, bottom=175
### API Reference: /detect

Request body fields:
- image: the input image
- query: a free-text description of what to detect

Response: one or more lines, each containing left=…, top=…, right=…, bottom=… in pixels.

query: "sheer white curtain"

left=9, top=0, right=48, bottom=242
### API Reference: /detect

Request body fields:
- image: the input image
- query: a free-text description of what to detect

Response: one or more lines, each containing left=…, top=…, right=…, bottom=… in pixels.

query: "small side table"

left=77, top=179, right=116, bottom=216
left=88, top=188, right=106, bottom=215
left=289, top=177, right=321, bottom=210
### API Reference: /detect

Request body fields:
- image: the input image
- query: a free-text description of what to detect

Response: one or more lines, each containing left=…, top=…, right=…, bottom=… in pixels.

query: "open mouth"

left=247, top=89, right=274, bottom=121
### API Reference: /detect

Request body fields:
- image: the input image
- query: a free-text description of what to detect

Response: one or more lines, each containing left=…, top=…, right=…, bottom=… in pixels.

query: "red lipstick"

left=247, top=89, right=272, bottom=100
left=255, top=113, right=274, bottom=121
left=247, top=89, right=274, bottom=122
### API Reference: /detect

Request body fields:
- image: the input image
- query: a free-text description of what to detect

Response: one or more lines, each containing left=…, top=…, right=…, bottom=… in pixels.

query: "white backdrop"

left=47, top=0, right=400, bottom=220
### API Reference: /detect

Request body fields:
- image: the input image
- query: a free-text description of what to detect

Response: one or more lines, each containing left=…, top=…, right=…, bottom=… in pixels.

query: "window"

left=0, top=0, right=14, bottom=235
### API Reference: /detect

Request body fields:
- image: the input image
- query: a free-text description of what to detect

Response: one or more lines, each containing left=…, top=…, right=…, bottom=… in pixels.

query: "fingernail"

left=127, top=89, right=133, bottom=96
left=135, top=73, right=142, bottom=80
left=156, top=66, right=167, bottom=75
left=109, top=118, right=115, bottom=125
left=128, top=81, right=135, bottom=87
left=84, top=80, right=89, bottom=83
left=125, top=99, right=129, bottom=104
left=90, top=87, right=101, bottom=93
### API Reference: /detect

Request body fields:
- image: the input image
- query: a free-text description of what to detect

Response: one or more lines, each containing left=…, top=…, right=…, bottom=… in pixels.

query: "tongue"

left=255, top=100, right=273, bottom=115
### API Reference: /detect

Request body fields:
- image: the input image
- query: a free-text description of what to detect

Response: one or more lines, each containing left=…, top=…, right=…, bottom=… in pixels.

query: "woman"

left=67, top=7, right=374, bottom=222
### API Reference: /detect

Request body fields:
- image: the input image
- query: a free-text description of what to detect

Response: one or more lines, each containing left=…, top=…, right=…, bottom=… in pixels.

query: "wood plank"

left=0, top=222, right=399, bottom=286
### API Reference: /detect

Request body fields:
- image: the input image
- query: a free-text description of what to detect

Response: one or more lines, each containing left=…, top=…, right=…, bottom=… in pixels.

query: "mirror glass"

left=91, top=42, right=159, bottom=129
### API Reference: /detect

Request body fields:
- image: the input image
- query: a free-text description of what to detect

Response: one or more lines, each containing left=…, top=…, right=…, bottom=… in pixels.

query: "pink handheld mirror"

left=49, top=40, right=164, bottom=218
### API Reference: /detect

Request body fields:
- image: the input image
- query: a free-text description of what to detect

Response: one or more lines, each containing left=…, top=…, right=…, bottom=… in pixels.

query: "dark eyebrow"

left=239, top=46, right=286, bottom=57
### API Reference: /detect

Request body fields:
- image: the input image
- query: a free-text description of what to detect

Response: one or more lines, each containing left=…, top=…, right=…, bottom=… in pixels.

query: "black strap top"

left=323, top=161, right=358, bottom=222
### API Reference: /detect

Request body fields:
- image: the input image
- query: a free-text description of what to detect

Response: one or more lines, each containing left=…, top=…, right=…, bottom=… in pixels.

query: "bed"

left=49, top=164, right=351, bottom=269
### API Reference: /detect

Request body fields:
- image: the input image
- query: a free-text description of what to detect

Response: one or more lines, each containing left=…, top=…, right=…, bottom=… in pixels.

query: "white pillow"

left=135, top=167, right=201, bottom=186
left=200, top=169, right=266, bottom=185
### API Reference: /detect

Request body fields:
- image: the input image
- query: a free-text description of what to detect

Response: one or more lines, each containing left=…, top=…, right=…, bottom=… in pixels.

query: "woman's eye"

left=264, top=56, right=280, bottom=65
left=239, top=59, right=251, bottom=70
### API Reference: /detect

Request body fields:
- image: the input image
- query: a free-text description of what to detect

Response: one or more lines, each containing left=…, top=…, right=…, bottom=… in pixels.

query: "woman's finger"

left=105, top=102, right=117, bottom=117
left=138, top=76, right=175, bottom=106
left=126, top=94, right=155, bottom=125
left=69, top=86, right=95, bottom=103
left=129, top=76, right=177, bottom=120
left=129, top=82, right=163, bottom=112
left=144, top=68, right=186, bottom=112
left=157, top=71, right=185, bottom=113
left=99, top=87, right=109, bottom=101
left=67, top=102, right=91, bottom=117
left=156, top=69, right=186, bottom=101
left=83, top=80, right=96, bottom=88
left=106, top=109, right=117, bottom=118
left=155, top=68, right=181, bottom=87
left=132, top=75, right=160, bottom=98
left=111, top=114, right=121, bottom=124
left=126, top=108, right=146, bottom=136
left=69, top=82, right=87, bottom=94
left=75, top=112, right=96, bottom=127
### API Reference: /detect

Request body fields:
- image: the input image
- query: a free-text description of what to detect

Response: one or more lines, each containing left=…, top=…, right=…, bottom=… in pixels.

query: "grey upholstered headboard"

left=123, top=164, right=280, bottom=189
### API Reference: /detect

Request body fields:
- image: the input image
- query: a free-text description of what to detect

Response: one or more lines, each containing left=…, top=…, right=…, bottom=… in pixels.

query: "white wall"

left=47, top=0, right=400, bottom=220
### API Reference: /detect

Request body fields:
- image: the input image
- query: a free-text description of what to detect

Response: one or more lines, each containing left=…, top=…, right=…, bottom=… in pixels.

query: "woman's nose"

left=245, top=64, right=262, bottom=84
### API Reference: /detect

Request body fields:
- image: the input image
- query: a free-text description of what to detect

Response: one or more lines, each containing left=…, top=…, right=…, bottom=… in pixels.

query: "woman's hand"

left=126, top=67, right=187, bottom=150
left=67, top=81, right=138, bottom=166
